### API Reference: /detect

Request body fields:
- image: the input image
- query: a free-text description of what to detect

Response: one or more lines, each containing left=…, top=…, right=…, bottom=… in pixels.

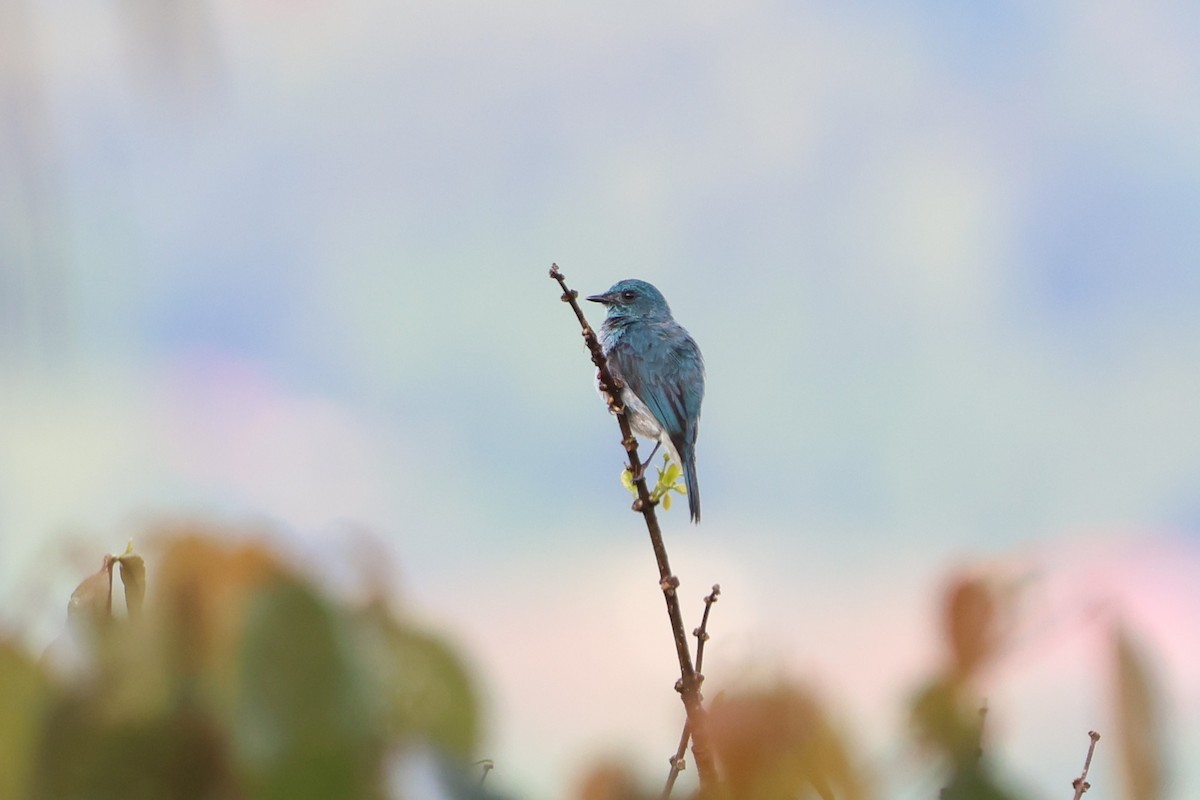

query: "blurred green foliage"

left=0, top=532, right=1168, bottom=800
left=0, top=532, right=485, bottom=800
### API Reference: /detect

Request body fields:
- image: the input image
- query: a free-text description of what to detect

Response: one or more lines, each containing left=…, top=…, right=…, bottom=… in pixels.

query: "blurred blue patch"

left=1018, top=163, right=1200, bottom=323
left=139, top=237, right=305, bottom=360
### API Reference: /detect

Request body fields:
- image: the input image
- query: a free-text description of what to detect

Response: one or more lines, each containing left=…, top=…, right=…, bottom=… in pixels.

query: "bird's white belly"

left=621, top=388, right=683, bottom=466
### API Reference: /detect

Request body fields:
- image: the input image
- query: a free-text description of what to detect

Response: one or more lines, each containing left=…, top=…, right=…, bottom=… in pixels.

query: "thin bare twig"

left=473, top=759, right=495, bottom=787
left=662, top=584, right=721, bottom=799
left=550, top=263, right=717, bottom=791
left=1071, top=731, right=1101, bottom=799
left=977, top=699, right=988, bottom=759
left=695, top=585, right=720, bottom=676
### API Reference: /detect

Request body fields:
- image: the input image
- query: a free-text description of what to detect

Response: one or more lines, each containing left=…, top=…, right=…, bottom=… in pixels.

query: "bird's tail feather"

left=684, top=452, right=701, bottom=524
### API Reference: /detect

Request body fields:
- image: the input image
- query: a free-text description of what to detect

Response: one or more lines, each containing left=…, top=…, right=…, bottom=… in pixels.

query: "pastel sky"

left=2, top=1, right=1198, bottom=798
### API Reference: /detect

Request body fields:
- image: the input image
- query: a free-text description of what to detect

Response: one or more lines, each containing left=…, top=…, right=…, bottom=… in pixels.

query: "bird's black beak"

left=586, top=292, right=612, bottom=305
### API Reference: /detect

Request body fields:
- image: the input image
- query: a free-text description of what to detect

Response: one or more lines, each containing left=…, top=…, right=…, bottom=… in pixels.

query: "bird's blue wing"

left=608, top=323, right=705, bottom=446
left=608, top=321, right=705, bottom=522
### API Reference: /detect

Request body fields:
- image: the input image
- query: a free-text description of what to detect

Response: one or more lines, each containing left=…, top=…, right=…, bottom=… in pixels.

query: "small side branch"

left=1071, top=731, right=1101, bottom=800
left=662, top=584, right=721, bottom=799
left=550, top=264, right=717, bottom=791
left=696, top=584, right=721, bottom=674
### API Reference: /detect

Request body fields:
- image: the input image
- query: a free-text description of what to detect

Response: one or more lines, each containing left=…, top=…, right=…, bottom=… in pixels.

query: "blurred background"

left=2, top=0, right=1198, bottom=797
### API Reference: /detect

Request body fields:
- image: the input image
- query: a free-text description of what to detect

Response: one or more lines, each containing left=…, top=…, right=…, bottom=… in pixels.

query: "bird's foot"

left=631, top=442, right=663, bottom=481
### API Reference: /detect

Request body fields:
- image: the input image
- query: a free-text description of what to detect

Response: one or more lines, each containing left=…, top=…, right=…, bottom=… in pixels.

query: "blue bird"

left=587, top=279, right=705, bottom=523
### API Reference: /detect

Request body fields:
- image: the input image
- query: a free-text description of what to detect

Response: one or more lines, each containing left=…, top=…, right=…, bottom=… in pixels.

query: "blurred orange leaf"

left=709, top=684, right=868, bottom=800
left=575, top=762, right=648, bottom=800
left=154, top=533, right=286, bottom=682
left=943, top=576, right=995, bottom=679
left=115, top=540, right=146, bottom=620
left=1113, top=625, right=1162, bottom=800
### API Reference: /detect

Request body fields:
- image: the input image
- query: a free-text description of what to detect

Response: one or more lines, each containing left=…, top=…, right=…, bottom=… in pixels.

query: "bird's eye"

left=621, top=290, right=637, bottom=301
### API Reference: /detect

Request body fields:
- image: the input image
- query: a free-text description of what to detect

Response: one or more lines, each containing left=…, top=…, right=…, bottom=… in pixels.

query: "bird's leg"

left=632, top=441, right=663, bottom=481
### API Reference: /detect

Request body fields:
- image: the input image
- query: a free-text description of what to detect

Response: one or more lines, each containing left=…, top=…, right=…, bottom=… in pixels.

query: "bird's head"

left=586, top=279, right=672, bottom=321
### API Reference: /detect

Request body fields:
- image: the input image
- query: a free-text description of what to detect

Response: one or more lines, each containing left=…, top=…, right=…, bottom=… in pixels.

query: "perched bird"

left=587, top=279, right=705, bottom=523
